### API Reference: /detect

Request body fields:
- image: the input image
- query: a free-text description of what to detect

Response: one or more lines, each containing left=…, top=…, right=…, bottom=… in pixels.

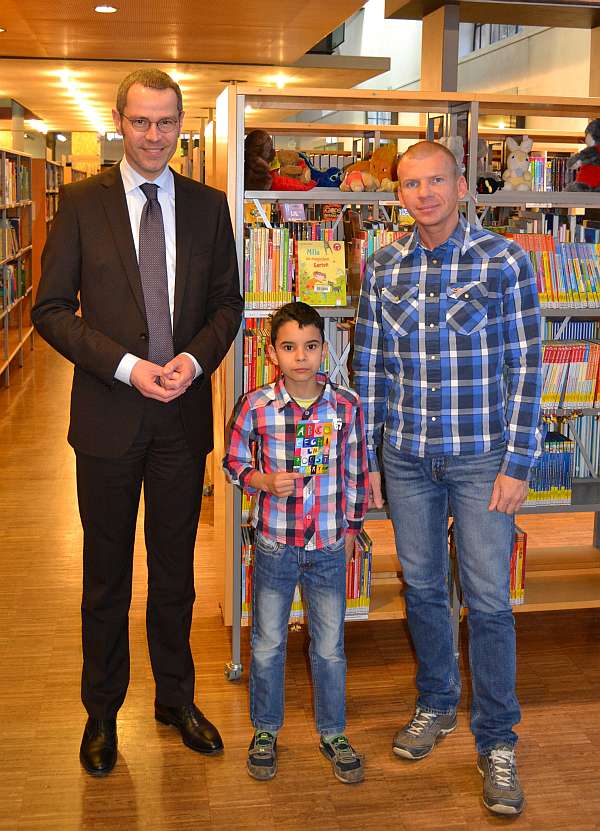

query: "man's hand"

left=251, top=471, right=303, bottom=497
left=368, top=471, right=384, bottom=510
left=161, top=354, right=196, bottom=396
left=488, top=473, right=529, bottom=515
left=344, top=533, right=356, bottom=564
left=130, top=360, right=183, bottom=402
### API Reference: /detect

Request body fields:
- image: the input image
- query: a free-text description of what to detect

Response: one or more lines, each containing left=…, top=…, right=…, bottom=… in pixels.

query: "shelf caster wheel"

left=225, top=662, right=243, bottom=681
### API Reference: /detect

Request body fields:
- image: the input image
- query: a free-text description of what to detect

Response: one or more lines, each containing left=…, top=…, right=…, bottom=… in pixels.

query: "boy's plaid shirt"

left=223, top=373, right=369, bottom=549
left=353, top=215, right=543, bottom=481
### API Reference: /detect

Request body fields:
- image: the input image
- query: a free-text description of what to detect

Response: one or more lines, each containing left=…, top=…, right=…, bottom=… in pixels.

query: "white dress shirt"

left=114, top=155, right=201, bottom=384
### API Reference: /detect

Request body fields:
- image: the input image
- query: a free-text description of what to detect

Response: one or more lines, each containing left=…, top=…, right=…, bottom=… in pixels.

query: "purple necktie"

left=138, top=182, right=174, bottom=366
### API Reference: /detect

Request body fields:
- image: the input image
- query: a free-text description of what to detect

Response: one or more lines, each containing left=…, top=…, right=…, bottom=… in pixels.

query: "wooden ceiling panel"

left=0, top=0, right=367, bottom=64
left=384, top=0, right=600, bottom=28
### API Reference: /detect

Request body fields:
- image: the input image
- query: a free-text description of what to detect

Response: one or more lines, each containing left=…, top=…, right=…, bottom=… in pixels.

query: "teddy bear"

left=244, top=129, right=316, bottom=191
left=342, top=143, right=399, bottom=189
left=339, top=170, right=379, bottom=192
left=564, top=119, right=600, bottom=192
left=502, top=136, right=533, bottom=191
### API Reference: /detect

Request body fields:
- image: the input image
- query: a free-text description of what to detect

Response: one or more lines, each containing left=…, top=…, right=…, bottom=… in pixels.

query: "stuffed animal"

left=244, top=129, right=316, bottom=191
left=564, top=119, right=600, bottom=192
left=343, top=143, right=399, bottom=185
left=276, top=149, right=313, bottom=186
left=502, top=136, right=533, bottom=191
left=298, top=153, right=343, bottom=188
left=377, top=177, right=398, bottom=193
left=340, top=170, right=379, bottom=192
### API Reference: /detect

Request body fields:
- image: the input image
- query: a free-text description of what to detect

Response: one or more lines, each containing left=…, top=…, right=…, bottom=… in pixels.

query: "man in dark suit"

left=32, top=68, right=243, bottom=776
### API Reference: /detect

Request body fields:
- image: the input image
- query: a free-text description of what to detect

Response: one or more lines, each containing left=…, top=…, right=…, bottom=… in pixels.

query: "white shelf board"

left=477, top=192, right=600, bottom=209
left=245, top=189, right=401, bottom=204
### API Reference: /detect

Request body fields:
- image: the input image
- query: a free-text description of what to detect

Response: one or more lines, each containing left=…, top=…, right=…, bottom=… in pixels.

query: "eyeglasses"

left=119, top=113, right=180, bottom=133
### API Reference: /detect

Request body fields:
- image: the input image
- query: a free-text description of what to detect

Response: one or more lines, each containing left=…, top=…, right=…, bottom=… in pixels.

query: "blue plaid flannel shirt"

left=353, top=214, right=543, bottom=481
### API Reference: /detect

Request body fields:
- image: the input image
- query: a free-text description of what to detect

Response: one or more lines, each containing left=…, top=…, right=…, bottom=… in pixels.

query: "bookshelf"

left=216, top=84, right=600, bottom=679
left=1, top=147, right=34, bottom=387
left=31, top=159, right=65, bottom=300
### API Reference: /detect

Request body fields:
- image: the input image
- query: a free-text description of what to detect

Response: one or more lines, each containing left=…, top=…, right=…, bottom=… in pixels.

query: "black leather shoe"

left=79, top=717, right=117, bottom=776
left=155, top=702, right=224, bottom=754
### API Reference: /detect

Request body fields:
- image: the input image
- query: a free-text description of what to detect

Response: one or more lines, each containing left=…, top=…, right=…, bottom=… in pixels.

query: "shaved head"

left=398, top=141, right=461, bottom=180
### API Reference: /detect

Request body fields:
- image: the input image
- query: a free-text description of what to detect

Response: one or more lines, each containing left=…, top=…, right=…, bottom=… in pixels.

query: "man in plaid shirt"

left=224, top=301, right=368, bottom=784
left=353, top=141, right=542, bottom=816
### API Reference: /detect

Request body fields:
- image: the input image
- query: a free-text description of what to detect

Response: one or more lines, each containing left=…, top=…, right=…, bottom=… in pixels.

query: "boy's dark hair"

left=270, top=301, right=325, bottom=346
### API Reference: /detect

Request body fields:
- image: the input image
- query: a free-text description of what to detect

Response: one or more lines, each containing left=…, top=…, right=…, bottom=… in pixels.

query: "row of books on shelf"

left=46, top=193, right=60, bottom=223
left=529, top=155, right=571, bottom=193
left=1, top=261, right=29, bottom=311
left=544, top=319, right=600, bottom=340
left=526, top=431, right=575, bottom=505
left=506, top=234, right=600, bottom=307
left=494, top=213, right=600, bottom=244
left=244, top=226, right=349, bottom=309
left=0, top=217, right=22, bottom=261
left=46, top=163, right=63, bottom=192
left=541, top=341, right=600, bottom=410
left=240, top=526, right=373, bottom=625
left=2, top=157, right=31, bottom=205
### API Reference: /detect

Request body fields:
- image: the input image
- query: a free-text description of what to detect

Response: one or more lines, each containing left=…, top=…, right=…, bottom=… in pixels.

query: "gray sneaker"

left=477, top=744, right=524, bottom=816
left=392, top=707, right=457, bottom=759
left=247, top=731, right=277, bottom=780
left=319, top=735, right=364, bottom=784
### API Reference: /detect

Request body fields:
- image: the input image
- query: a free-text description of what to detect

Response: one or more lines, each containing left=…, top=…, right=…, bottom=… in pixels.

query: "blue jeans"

left=383, top=439, right=520, bottom=753
left=250, top=532, right=347, bottom=735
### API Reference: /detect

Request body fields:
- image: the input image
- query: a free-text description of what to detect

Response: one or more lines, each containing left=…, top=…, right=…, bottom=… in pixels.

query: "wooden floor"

left=2, top=341, right=600, bottom=830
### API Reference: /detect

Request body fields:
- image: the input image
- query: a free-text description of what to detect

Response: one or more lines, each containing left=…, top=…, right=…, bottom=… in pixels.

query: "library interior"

left=2, top=1, right=600, bottom=828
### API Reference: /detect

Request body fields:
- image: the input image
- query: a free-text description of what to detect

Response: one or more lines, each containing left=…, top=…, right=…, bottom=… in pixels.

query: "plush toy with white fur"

left=502, top=136, right=533, bottom=191
left=437, top=135, right=465, bottom=174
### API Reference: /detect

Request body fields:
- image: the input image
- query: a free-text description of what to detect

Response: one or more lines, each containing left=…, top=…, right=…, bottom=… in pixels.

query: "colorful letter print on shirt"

left=293, top=419, right=332, bottom=475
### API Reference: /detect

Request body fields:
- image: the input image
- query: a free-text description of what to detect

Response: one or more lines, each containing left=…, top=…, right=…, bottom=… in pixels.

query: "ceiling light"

left=56, top=133, right=67, bottom=142
left=498, top=120, right=506, bottom=129
left=26, top=119, right=48, bottom=134
left=54, top=69, right=110, bottom=134
left=94, top=5, right=118, bottom=12
left=274, top=74, right=287, bottom=89
left=0, top=27, right=6, bottom=33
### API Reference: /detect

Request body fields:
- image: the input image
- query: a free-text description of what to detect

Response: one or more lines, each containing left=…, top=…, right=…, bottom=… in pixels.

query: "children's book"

left=297, top=239, right=346, bottom=306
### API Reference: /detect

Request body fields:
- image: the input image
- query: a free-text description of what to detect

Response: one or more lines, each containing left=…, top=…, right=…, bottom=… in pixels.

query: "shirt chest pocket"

left=381, top=282, right=420, bottom=337
left=446, top=280, right=489, bottom=335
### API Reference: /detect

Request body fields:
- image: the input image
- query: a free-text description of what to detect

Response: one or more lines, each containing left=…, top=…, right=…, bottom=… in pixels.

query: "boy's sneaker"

left=477, top=744, right=524, bottom=816
left=247, top=731, right=277, bottom=780
left=392, top=707, right=457, bottom=760
left=319, top=735, right=364, bottom=784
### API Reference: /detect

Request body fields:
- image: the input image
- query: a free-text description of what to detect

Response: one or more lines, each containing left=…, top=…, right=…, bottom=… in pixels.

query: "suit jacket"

left=32, top=164, right=243, bottom=459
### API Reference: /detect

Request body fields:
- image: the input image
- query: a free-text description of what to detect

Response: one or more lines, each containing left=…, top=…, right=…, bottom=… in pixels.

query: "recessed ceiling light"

left=0, top=27, right=6, bottom=33
left=56, top=133, right=67, bottom=142
left=94, top=5, right=118, bottom=13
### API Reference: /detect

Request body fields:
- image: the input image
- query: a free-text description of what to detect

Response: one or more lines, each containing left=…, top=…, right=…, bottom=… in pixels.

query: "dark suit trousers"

left=75, top=397, right=206, bottom=719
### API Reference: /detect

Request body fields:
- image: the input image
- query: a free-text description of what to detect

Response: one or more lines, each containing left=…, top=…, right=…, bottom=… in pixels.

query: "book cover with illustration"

left=297, top=239, right=346, bottom=306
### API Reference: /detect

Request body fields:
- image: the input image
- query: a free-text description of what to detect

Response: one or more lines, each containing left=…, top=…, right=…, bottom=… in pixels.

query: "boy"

left=223, top=301, right=369, bottom=784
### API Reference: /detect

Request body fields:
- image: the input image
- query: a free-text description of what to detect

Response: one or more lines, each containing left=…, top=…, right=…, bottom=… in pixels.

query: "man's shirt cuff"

left=114, top=353, right=140, bottom=386
left=182, top=352, right=202, bottom=380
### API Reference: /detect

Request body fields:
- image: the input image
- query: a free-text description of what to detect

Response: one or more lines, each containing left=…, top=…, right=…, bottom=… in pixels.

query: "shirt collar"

left=119, top=155, right=175, bottom=197
left=398, top=212, right=473, bottom=258
left=271, top=372, right=336, bottom=411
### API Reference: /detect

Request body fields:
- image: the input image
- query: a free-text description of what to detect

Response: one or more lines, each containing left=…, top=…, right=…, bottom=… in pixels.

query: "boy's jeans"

left=250, top=532, right=347, bottom=736
left=383, top=439, right=520, bottom=753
